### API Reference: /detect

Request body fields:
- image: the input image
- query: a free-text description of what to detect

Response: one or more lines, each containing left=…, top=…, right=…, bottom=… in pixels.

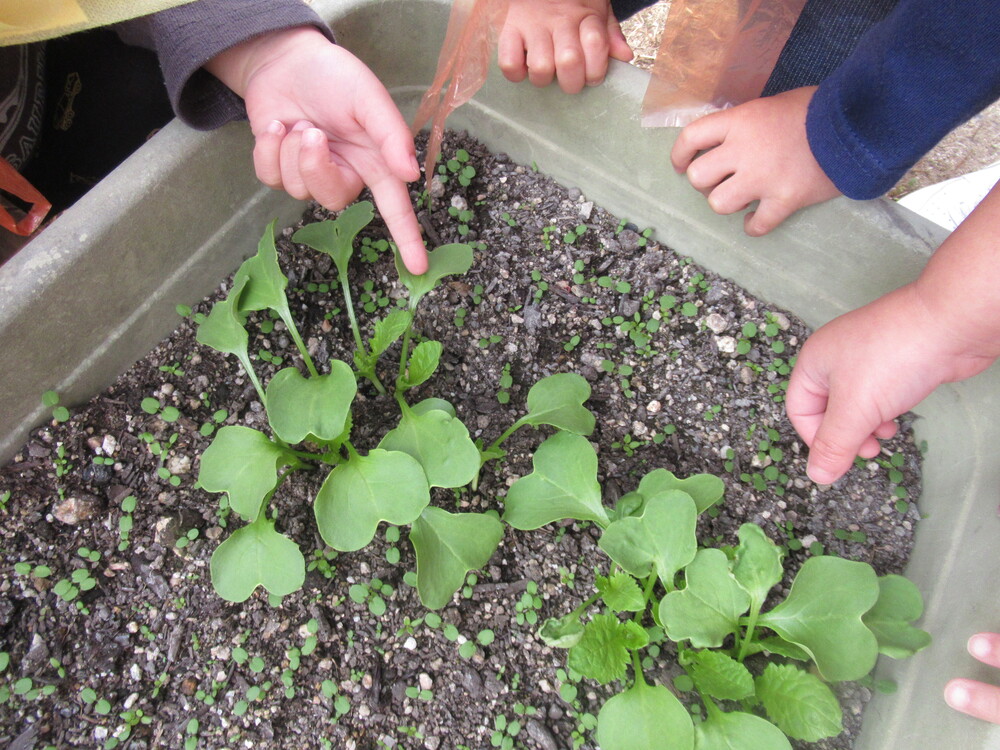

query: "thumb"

left=606, top=16, right=634, bottom=62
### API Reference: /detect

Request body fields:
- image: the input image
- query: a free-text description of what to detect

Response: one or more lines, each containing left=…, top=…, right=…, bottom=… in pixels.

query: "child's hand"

left=945, top=633, right=1000, bottom=724
left=670, top=87, right=841, bottom=236
left=205, top=27, right=427, bottom=274
left=498, top=0, right=633, bottom=94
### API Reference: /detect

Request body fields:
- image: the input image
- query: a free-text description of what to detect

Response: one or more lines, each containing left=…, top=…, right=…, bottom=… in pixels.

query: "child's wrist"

left=205, top=26, right=329, bottom=96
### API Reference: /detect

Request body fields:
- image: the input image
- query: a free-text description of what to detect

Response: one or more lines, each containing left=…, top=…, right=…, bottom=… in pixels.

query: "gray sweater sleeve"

left=116, top=0, right=335, bottom=130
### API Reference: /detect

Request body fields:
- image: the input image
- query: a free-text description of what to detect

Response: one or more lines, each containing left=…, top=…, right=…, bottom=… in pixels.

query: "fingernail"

left=969, top=634, right=993, bottom=659
left=944, top=681, right=972, bottom=710
left=265, top=120, right=284, bottom=135
left=302, top=128, right=325, bottom=147
left=410, top=155, right=421, bottom=176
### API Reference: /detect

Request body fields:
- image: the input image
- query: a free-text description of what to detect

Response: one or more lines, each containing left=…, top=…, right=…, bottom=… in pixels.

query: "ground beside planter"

left=0, top=131, right=923, bottom=750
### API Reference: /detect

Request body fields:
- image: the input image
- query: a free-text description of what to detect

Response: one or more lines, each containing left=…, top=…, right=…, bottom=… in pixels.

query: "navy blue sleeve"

left=806, top=0, right=1000, bottom=199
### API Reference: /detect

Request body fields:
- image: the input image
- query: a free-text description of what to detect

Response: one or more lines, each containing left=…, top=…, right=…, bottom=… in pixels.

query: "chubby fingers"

left=671, top=112, right=729, bottom=173
left=945, top=679, right=1000, bottom=724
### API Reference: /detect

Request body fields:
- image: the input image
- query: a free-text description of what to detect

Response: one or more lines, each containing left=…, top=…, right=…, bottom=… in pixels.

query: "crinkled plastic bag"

left=411, top=0, right=510, bottom=198
left=641, top=0, right=806, bottom=127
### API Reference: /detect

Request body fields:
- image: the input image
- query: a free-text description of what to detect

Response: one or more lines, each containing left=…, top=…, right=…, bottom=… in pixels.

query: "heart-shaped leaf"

left=395, top=243, right=474, bottom=306
left=758, top=556, right=879, bottom=681
left=378, top=403, right=480, bottom=488
left=733, top=523, right=784, bottom=611
left=636, top=468, right=724, bottom=514
left=595, top=680, right=694, bottom=750
left=210, top=517, right=305, bottom=602
left=862, top=574, right=931, bottom=658
left=521, top=372, right=595, bottom=435
left=265, top=362, right=357, bottom=444
left=314, top=449, right=429, bottom=551
left=197, top=426, right=290, bottom=522
left=502, top=431, right=608, bottom=529
left=409, top=507, right=503, bottom=609
left=755, top=663, right=843, bottom=742
left=292, top=201, right=375, bottom=278
left=695, top=708, right=792, bottom=750
left=660, top=548, right=751, bottom=648
left=598, top=490, right=698, bottom=585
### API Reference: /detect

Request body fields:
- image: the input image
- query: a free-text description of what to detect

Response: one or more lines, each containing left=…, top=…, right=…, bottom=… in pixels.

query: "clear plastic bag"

left=641, top=0, right=806, bottom=127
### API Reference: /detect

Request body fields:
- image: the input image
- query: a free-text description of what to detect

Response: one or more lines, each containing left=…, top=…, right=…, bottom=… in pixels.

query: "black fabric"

left=19, top=28, right=173, bottom=212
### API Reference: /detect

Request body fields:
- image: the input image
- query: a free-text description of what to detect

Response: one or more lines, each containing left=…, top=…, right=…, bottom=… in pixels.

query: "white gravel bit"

left=715, top=335, right=737, bottom=354
left=705, top=312, right=728, bottom=334
left=403, top=636, right=417, bottom=651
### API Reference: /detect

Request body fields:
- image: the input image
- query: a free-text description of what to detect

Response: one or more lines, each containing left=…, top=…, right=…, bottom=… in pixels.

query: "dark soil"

left=0, top=131, right=923, bottom=750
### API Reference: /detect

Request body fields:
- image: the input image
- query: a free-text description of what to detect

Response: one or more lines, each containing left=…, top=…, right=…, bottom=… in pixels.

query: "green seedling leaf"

left=411, top=397, right=457, bottom=418
left=595, top=680, right=694, bottom=750
left=266, top=362, right=357, bottom=444
left=198, top=426, right=290, bottom=522
left=750, top=637, right=811, bottom=661
left=757, top=556, right=879, bottom=681
left=395, top=243, right=474, bottom=307
left=755, top=663, right=843, bottom=742
left=314, top=449, right=429, bottom=551
left=197, top=274, right=250, bottom=358
left=861, top=574, right=931, bottom=658
left=520, top=372, right=595, bottom=435
left=210, top=517, right=305, bottom=602
left=568, top=614, right=646, bottom=684
left=660, top=549, right=751, bottom=647
left=409, top=507, right=504, bottom=609
left=403, top=340, right=443, bottom=389
left=234, top=220, right=290, bottom=316
left=636, top=469, right=724, bottom=514
left=292, top=201, right=375, bottom=277
left=538, top=615, right=585, bottom=649
left=502, top=431, right=609, bottom=529
left=596, top=572, right=645, bottom=613
left=379, top=403, right=480, bottom=488
left=685, top=650, right=754, bottom=701
left=733, top=523, right=784, bottom=610
left=695, top=708, right=791, bottom=750
left=598, top=490, right=698, bottom=586
left=369, top=309, right=413, bottom=358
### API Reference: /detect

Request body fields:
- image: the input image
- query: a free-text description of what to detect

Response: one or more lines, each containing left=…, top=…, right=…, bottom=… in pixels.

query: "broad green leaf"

left=598, top=490, right=698, bottom=585
left=395, top=243, right=474, bottom=306
left=210, top=517, right=305, bottom=602
left=595, top=681, right=694, bottom=750
left=234, top=220, right=289, bottom=316
left=521, top=373, right=595, bottom=436
left=378, top=404, right=480, bottom=488
left=538, top=615, right=585, bottom=648
left=686, top=650, right=754, bottom=701
left=758, top=556, right=879, bottom=681
left=197, top=426, right=289, bottom=522
left=597, top=572, right=645, bottom=613
left=404, top=340, right=442, bottom=389
left=660, top=549, right=751, bottom=648
left=411, top=397, right=457, bottom=418
left=292, top=201, right=375, bottom=277
left=409, top=507, right=503, bottom=609
left=370, top=309, right=413, bottom=357
left=862, top=574, right=931, bottom=658
left=502, top=431, right=609, bottom=529
left=314, top=449, right=429, bottom=551
left=755, top=663, right=843, bottom=742
left=733, top=523, right=784, bottom=610
left=196, top=274, right=250, bottom=358
left=748, top=637, right=811, bottom=662
left=636, top=469, right=724, bottom=514
left=567, top=614, right=636, bottom=684
left=265, top=362, right=357, bottom=444
left=695, top=709, right=791, bottom=750
left=611, top=490, right=644, bottom=519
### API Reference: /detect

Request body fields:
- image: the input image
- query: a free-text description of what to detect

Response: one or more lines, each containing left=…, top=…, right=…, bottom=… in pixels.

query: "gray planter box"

left=1, top=1, right=997, bottom=747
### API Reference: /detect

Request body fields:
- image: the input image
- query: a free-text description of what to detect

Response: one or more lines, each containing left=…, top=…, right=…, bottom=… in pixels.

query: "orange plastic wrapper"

left=0, top=157, right=51, bottom=236
left=411, top=0, right=510, bottom=198
left=641, top=0, right=806, bottom=127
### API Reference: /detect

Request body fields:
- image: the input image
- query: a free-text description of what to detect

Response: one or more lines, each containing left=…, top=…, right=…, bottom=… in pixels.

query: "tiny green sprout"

left=681, top=302, right=698, bottom=317
left=564, top=334, right=582, bottom=352
left=42, top=390, right=70, bottom=423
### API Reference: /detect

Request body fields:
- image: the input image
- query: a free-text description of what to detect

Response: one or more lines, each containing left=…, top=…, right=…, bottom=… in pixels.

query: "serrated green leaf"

left=659, top=548, right=750, bottom=647
left=210, top=517, right=305, bottom=602
left=292, top=201, right=374, bottom=277
left=265, top=363, right=356, bottom=444
left=538, top=615, right=585, bottom=648
left=395, top=243, right=474, bottom=306
left=314, top=449, right=429, bottom=551
left=197, top=426, right=289, bottom=522
left=755, top=663, right=842, bottom=742
left=598, top=490, right=698, bottom=586
left=636, top=469, right=724, bottom=514
left=695, top=708, right=791, bottom=750
left=378, top=403, right=480, bottom=488
left=595, top=681, right=694, bottom=750
left=370, top=309, right=413, bottom=357
left=597, top=572, right=645, bottom=613
left=862, top=574, right=931, bottom=658
left=404, top=340, right=442, bottom=389
left=521, top=373, right=595, bottom=435
left=757, top=556, right=879, bottom=681
left=503, top=432, right=609, bottom=529
left=410, top=507, right=503, bottom=609
left=733, top=523, right=784, bottom=610
left=567, top=614, right=632, bottom=684
left=685, top=650, right=754, bottom=701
